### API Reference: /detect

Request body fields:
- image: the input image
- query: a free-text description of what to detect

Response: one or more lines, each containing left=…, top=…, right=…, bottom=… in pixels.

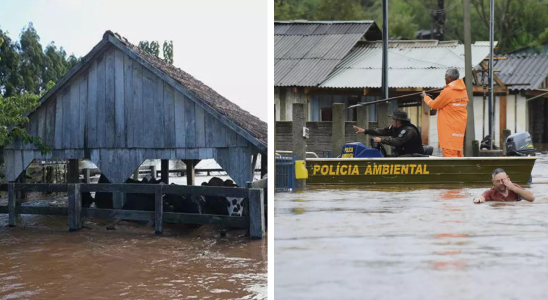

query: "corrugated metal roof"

left=319, top=41, right=493, bottom=88
left=489, top=54, right=548, bottom=90
left=274, top=21, right=380, bottom=87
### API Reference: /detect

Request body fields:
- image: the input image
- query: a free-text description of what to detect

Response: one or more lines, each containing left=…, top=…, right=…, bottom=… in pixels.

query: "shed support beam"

left=161, top=159, right=169, bottom=184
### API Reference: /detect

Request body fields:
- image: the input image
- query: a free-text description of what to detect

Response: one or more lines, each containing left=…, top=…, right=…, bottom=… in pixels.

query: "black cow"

left=163, top=183, right=206, bottom=214
left=200, top=177, right=246, bottom=217
left=93, top=174, right=167, bottom=211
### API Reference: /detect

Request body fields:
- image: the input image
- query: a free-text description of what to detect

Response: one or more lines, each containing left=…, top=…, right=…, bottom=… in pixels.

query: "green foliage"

left=138, top=40, right=174, bottom=64
left=0, top=22, right=79, bottom=152
left=0, top=29, right=22, bottom=97
left=0, top=90, right=51, bottom=153
left=275, top=0, right=548, bottom=53
left=313, top=0, right=368, bottom=20
left=19, top=23, right=44, bottom=94
left=163, top=40, right=173, bottom=64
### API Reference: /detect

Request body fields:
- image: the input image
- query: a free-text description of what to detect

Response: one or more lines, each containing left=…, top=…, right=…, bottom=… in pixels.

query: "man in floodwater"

left=353, top=109, right=424, bottom=156
left=473, top=168, right=535, bottom=203
left=421, top=68, right=468, bottom=157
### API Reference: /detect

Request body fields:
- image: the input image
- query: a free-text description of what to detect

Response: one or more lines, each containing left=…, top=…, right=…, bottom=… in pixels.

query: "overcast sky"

left=0, top=0, right=268, bottom=121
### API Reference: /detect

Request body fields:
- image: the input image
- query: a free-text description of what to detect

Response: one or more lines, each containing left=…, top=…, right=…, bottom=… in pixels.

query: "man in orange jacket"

left=421, top=68, right=469, bottom=157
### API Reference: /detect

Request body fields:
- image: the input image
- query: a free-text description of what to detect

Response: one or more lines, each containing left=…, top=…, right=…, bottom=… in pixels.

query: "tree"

left=274, top=0, right=548, bottom=53
left=313, top=0, right=368, bottom=21
left=162, top=40, right=173, bottom=64
left=138, top=41, right=160, bottom=57
left=0, top=29, right=22, bottom=97
left=138, top=40, right=174, bottom=64
left=42, top=43, right=69, bottom=89
left=0, top=88, right=51, bottom=152
left=19, top=23, right=44, bottom=94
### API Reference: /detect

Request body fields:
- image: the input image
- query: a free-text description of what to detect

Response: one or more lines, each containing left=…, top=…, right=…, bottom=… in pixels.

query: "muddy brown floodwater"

left=0, top=215, right=266, bottom=299
left=275, top=153, right=548, bottom=300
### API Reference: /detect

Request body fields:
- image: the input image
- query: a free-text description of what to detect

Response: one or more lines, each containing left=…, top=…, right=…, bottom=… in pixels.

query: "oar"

left=347, top=88, right=444, bottom=109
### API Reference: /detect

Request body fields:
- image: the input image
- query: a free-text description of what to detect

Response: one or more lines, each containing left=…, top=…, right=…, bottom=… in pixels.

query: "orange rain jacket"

left=423, top=78, right=469, bottom=150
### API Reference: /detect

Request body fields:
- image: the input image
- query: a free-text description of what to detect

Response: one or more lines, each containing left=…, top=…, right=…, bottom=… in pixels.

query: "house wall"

left=274, top=87, right=307, bottom=121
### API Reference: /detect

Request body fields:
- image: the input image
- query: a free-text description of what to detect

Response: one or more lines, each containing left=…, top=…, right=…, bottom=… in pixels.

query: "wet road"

left=275, top=153, right=548, bottom=300
left=0, top=176, right=266, bottom=300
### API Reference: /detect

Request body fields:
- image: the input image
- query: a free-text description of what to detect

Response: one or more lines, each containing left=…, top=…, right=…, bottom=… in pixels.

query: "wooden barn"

left=3, top=31, right=267, bottom=187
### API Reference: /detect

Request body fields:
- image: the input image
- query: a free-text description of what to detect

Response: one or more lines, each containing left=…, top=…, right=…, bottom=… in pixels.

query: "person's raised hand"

left=353, top=125, right=365, bottom=134
left=502, top=177, right=515, bottom=190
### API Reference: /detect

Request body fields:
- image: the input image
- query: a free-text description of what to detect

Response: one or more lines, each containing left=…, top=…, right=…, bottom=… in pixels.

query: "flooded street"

left=0, top=174, right=267, bottom=300
left=275, top=153, right=548, bottom=300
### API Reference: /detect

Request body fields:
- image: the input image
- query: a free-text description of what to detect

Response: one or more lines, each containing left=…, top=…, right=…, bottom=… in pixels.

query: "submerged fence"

left=0, top=183, right=265, bottom=239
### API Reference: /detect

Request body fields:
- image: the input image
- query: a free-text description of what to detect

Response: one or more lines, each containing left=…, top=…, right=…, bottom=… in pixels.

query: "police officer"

left=353, top=109, right=424, bottom=156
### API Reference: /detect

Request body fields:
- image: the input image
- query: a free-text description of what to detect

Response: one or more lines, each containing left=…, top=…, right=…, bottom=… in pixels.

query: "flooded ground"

left=275, top=153, right=548, bottom=300
left=0, top=173, right=266, bottom=300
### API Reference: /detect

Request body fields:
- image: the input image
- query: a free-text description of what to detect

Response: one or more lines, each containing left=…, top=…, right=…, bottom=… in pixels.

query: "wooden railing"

left=0, top=183, right=265, bottom=239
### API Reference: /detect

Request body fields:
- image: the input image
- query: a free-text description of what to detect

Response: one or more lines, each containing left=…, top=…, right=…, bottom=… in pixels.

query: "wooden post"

left=356, top=105, right=369, bottom=146
left=83, top=168, right=90, bottom=183
left=8, top=183, right=16, bottom=227
left=184, top=160, right=196, bottom=186
left=421, top=100, right=431, bottom=145
left=68, top=183, right=82, bottom=231
left=472, top=140, right=480, bottom=157
left=331, top=103, right=345, bottom=158
left=500, top=95, right=507, bottom=147
left=16, top=173, right=25, bottom=202
left=113, top=192, right=125, bottom=209
left=68, top=159, right=79, bottom=183
left=260, top=154, right=267, bottom=178
left=251, top=154, right=258, bottom=181
left=292, top=103, right=306, bottom=189
left=161, top=159, right=169, bottom=184
left=133, top=166, right=141, bottom=181
left=151, top=165, right=157, bottom=180
left=248, top=188, right=265, bottom=239
left=503, top=129, right=511, bottom=155
left=154, top=185, right=163, bottom=235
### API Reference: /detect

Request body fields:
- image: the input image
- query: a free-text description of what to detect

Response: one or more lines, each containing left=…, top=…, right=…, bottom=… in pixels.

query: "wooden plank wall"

left=3, top=45, right=257, bottom=182
left=20, top=46, right=250, bottom=152
left=214, top=147, right=254, bottom=187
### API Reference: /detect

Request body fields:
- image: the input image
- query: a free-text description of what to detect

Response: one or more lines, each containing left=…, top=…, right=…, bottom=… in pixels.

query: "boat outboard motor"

left=506, top=132, right=536, bottom=156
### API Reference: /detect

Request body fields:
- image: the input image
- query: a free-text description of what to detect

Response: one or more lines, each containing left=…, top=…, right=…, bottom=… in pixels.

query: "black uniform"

left=364, top=123, right=424, bottom=156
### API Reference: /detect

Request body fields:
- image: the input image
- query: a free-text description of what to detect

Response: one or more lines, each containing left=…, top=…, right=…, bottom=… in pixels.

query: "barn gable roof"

left=34, top=31, right=267, bottom=153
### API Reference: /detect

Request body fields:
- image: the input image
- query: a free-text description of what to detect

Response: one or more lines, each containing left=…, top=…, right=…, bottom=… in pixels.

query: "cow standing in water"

left=201, top=177, right=245, bottom=217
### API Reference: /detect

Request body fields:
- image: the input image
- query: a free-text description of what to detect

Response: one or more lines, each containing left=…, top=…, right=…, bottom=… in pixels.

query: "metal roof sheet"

left=491, top=54, right=548, bottom=90
left=274, top=21, right=378, bottom=87
left=319, top=41, right=493, bottom=88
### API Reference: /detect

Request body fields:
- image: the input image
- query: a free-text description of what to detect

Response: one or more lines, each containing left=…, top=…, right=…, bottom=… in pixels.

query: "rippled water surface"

left=275, top=153, right=548, bottom=300
left=0, top=176, right=266, bottom=300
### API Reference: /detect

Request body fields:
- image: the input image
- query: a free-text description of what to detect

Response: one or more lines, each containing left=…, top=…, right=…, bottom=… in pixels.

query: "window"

left=321, top=108, right=332, bottom=121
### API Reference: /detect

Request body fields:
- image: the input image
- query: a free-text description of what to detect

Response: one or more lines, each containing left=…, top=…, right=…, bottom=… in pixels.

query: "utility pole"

left=488, top=0, right=494, bottom=149
left=378, top=0, right=391, bottom=130
left=432, top=0, right=445, bottom=41
left=463, top=0, right=475, bottom=156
